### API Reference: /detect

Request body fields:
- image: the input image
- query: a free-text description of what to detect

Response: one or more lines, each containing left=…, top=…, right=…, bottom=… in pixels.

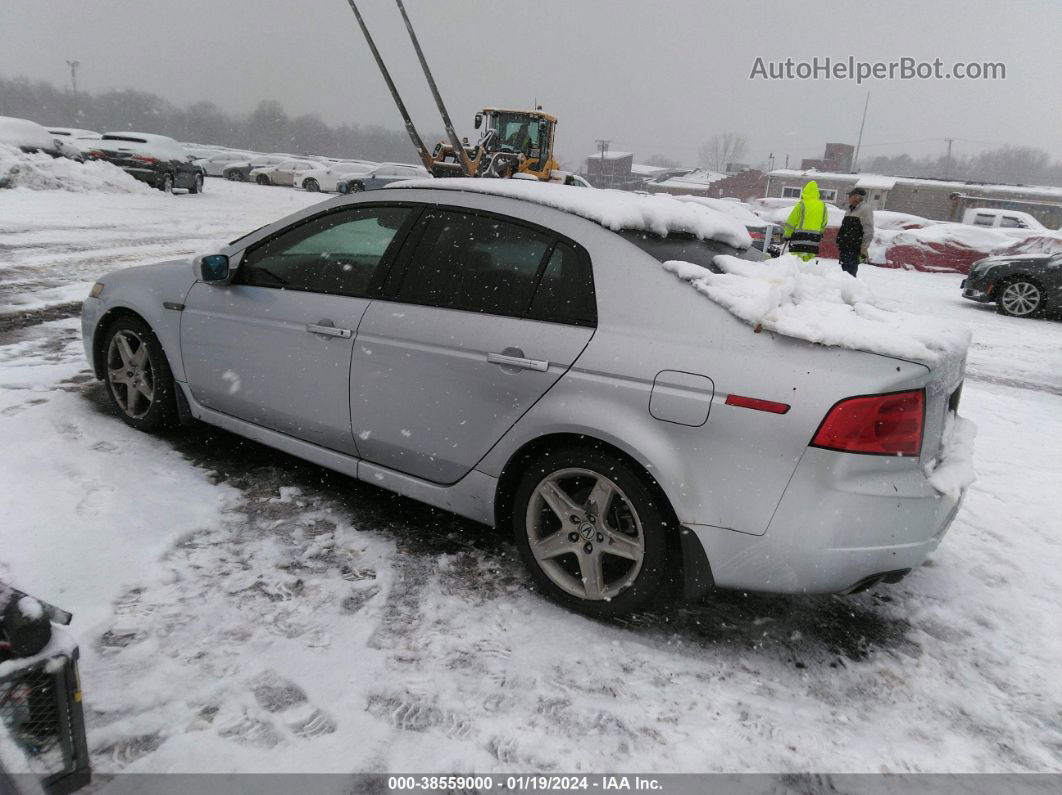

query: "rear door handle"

left=487, top=352, right=549, bottom=372
left=306, top=322, right=352, bottom=339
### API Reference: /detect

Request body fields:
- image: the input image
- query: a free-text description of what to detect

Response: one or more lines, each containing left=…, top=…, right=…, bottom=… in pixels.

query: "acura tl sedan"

left=82, top=183, right=965, bottom=616
left=961, top=251, right=1062, bottom=318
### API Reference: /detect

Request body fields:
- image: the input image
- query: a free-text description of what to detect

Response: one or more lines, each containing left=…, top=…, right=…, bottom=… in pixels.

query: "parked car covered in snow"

left=961, top=251, right=1062, bottom=318
left=335, top=162, right=429, bottom=193
left=0, top=116, right=66, bottom=158
left=81, top=181, right=969, bottom=617
left=223, top=155, right=288, bottom=182
left=194, top=151, right=255, bottom=177
left=85, top=133, right=205, bottom=194
left=248, top=159, right=317, bottom=187
left=294, top=161, right=376, bottom=193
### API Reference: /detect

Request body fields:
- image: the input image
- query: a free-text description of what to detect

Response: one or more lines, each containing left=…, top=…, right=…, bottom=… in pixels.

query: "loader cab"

left=478, top=108, right=557, bottom=178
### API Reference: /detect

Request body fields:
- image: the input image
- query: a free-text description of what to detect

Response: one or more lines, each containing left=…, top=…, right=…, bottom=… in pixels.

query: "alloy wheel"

left=525, top=468, right=645, bottom=601
left=1000, top=281, right=1041, bottom=316
left=106, top=330, right=155, bottom=419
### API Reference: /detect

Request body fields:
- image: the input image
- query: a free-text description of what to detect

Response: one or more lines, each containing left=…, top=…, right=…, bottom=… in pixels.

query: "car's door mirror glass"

left=200, top=254, right=230, bottom=282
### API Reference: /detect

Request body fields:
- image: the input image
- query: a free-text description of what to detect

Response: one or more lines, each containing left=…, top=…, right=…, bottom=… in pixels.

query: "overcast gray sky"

left=2, top=0, right=1059, bottom=168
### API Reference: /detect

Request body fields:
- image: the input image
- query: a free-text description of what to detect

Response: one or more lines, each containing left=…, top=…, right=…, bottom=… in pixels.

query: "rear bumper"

left=686, top=447, right=963, bottom=594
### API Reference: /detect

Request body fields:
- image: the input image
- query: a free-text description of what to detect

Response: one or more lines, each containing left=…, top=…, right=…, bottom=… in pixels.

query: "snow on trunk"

left=663, top=253, right=972, bottom=365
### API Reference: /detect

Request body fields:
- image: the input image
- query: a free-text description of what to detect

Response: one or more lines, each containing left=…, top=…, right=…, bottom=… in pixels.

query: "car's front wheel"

left=512, top=447, right=671, bottom=617
left=997, top=278, right=1044, bottom=317
left=256, top=174, right=271, bottom=186
left=189, top=173, right=204, bottom=194
left=159, top=172, right=174, bottom=193
left=304, top=178, right=320, bottom=192
left=226, top=171, right=243, bottom=181
left=103, top=316, right=179, bottom=432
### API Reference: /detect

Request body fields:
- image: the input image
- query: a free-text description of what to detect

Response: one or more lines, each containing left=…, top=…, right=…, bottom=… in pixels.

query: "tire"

left=349, top=182, right=364, bottom=193
left=189, top=173, right=204, bottom=194
left=159, top=172, right=175, bottom=193
left=256, top=174, right=271, bottom=186
left=996, top=278, right=1044, bottom=318
left=102, top=316, right=179, bottom=433
left=304, top=178, right=320, bottom=192
left=512, top=446, right=672, bottom=618
left=226, top=171, right=243, bottom=182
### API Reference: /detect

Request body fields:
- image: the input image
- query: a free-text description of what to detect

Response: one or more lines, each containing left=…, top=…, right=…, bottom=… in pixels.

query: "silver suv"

left=82, top=185, right=966, bottom=617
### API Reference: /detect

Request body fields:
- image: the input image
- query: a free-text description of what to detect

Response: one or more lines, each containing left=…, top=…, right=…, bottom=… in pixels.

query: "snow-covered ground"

left=1, top=181, right=1061, bottom=777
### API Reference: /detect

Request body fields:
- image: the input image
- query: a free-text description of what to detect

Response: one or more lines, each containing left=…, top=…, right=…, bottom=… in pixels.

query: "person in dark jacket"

left=836, top=187, right=875, bottom=277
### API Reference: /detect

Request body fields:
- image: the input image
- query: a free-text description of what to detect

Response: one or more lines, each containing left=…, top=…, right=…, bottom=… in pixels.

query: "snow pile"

left=926, top=414, right=978, bottom=501
left=397, top=178, right=754, bottom=248
left=0, top=143, right=153, bottom=193
left=17, top=595, right=43, bottom=620
left=663, top=253, right=971, bottom=364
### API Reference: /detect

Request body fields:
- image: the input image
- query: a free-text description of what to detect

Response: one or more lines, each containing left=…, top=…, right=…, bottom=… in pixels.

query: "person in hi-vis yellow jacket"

left=782, top=180, right=829, bottom=261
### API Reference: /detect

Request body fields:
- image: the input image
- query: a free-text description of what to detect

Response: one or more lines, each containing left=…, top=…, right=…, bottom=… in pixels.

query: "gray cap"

left=848, top=187, right=867, bottom=197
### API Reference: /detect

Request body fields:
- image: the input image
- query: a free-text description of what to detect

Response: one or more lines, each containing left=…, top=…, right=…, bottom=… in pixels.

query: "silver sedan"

left=81, top=185, right=966, bottom=617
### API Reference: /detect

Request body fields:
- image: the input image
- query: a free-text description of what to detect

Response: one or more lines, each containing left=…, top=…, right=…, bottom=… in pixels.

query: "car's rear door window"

left=395, top=210, right=552, bottom=317
left=527, top=242, right=596, bottom=326
left=236, top=206, right=415, bottom=298
left=390, top=209, right=595, bottom=325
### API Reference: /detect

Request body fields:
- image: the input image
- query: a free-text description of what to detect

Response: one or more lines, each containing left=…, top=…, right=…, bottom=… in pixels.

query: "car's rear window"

left=618, top=231, right=763, bottom=271
left=102, top=135, right=148, bottom=143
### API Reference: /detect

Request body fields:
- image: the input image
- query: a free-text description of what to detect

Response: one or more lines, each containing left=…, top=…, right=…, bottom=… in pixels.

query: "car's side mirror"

left=474, top=113, right=483, bottom=130
left=199, top=254, right=231, bottom=283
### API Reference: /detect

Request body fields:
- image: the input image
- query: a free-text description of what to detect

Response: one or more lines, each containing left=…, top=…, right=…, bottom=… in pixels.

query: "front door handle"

left=487, top=351, right=549, bottom=372
left=306, top=322, right=352, bottom=339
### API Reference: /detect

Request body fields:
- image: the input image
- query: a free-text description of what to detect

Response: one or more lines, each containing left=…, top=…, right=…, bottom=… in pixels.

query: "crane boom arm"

left=343, top=0, right=435, bottom=172
left=394, top=0, right=474, bottom=177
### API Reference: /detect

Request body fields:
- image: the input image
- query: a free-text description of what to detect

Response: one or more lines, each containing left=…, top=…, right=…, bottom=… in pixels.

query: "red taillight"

left=131, top=154, right=159, bottom=164
left=811, top=389, right=925, bottom=456
left=725, top=394, right=790, bottom=414
left=85, top=149, right=106, bottom=159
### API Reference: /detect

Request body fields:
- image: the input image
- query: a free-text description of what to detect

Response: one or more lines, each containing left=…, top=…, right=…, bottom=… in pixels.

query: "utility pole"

left=66, top=60, right=81, bottom=120
left=943, top=137, right=954, bottom=180
left=764, top=152, right=775, bottom=197
left=595, top=138, right=610, bottom=187
left=852, top=91, right=870, bottom=173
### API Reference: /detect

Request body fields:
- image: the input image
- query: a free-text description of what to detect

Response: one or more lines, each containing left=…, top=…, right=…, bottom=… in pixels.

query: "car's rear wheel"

left=103, top=317, right=179, bottom=433
left=304, top=178, right=320, bottom=192
left=159, top=173, right=174, bottom=193
left=226, top=171, right=242, bottom=181
left=189, top=173, right=204, bottom=194
left=512, top=447, right=671, bottom=617
left=349, top=182, right=364, bottom=193
left=996, top=278, right=1044, bottom=317
left=256, top=174, right=271, bottom=186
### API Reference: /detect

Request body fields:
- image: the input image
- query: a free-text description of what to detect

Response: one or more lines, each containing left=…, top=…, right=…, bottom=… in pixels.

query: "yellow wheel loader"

left=345, top=0, right=565, bottom=182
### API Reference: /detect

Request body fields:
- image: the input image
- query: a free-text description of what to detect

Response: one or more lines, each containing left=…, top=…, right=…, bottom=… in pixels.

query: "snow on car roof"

left=662, top=253, right=971, bottom=365
left=396, top=178, right=754, bottom=249
left=0, top=116, right=56, bottom=151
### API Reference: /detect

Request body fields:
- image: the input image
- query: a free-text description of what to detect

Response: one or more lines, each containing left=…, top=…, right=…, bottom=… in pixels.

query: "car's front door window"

left=237, top=206, right=414, bottom=298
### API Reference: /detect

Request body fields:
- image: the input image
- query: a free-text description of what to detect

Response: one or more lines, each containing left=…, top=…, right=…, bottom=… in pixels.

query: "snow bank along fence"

left=0, top=584, right=90, bottom=794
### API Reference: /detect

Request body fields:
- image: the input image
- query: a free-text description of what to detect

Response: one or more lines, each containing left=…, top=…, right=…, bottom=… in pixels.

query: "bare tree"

left=698, top=132, right=748, bottom=172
